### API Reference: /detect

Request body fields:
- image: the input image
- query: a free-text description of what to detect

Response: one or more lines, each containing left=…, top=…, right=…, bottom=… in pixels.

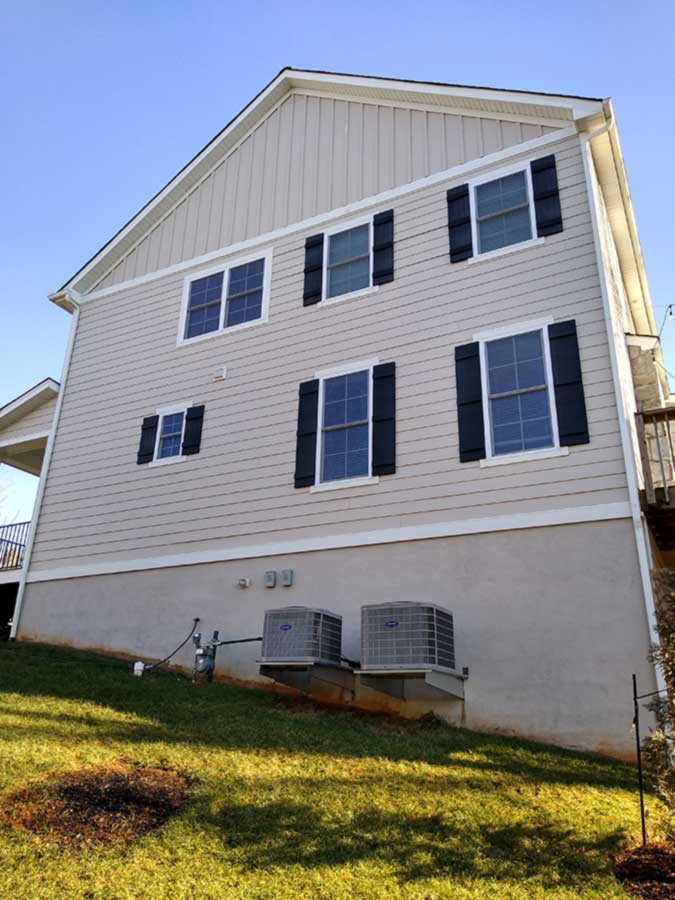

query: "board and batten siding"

left=28, top=134, right=629, bottom=573
left=93, top=93, right=564, bottom=291
left=0, top=397, right=56, bottom=443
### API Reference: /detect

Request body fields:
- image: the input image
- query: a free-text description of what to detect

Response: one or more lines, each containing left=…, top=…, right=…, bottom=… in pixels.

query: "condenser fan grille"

left=261, top=607, right=342, bottom=664
left=361, top=603, right=455, bottom=671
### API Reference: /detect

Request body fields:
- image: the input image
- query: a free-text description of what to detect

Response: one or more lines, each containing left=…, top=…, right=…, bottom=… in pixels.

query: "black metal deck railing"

left=0, top=521, right=30, bottom=571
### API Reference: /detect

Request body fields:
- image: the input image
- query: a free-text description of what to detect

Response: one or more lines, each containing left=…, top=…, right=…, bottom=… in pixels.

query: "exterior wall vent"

left=260, top=606, right=342, bottom=665
left=360, top=602, right=456, bottom=672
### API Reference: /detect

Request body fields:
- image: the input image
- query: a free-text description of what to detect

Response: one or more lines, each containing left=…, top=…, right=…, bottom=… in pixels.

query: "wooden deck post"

left=635, top=404, right=656, bottom=505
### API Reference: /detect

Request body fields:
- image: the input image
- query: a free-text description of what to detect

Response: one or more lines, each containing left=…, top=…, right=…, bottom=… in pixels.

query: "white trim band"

left=25, top=501, right=631, bottom=584
left=0, top=430, right=51, bottom=449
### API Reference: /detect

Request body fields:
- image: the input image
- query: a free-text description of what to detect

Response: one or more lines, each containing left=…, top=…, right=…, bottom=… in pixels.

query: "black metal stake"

left=633, top=673, right=647, bottom=846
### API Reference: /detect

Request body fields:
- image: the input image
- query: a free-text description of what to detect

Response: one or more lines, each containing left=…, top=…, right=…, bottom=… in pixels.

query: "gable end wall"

left=93, top=93, right=564, bottom=292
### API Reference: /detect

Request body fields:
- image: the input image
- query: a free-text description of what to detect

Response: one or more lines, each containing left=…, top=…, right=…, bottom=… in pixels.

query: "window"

left=137, top=402, right=205, bottom=466
left=157, top=411, right=185, bottom=459
left=326, top=223, right=371, bottom=299
left=181, top=251, right=271, bottom=343
left=482, top=328, right=555, bottom=457
left=473, top=169, right=535, bottom=255
left=294, top=360, right=396, bottom=490
left=303, top=210, right=393, bottom=307
left=320, top=370, right=370, bottom=481
left=185, top=272, right=223, bottom=339
left=226, top=258, right=264, bottom=327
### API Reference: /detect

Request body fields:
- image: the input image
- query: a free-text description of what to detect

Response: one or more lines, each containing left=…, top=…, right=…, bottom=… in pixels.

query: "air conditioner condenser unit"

left=360, top=601, right=456, bottom=673
left=260, top=606, right=343, bottom=666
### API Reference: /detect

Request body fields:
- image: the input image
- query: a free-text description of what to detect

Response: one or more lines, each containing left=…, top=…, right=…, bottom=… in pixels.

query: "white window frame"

left=310, top=358, right=380, bottom=493
left=149, top=400, right=194, bottom=467
left=473, top=318, right=569, bottom=468
left=320, top=215, right=379, bottom=305
left=177, top=248, right=273, bottom=346
left=467, top=161, right=544, bottom=264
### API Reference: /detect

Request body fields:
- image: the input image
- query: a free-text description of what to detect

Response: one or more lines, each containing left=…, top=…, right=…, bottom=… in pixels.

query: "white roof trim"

left=58, top=68, right=604, bottom=298
left=0, top=378, right=59, bottom=430
left=588, top=102, right=655, bottom=337
left=285, top=70, right=603, bottom=120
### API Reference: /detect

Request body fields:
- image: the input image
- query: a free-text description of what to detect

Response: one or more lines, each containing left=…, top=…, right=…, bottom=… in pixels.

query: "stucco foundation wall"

left=19, top=517, right=655, bottom=757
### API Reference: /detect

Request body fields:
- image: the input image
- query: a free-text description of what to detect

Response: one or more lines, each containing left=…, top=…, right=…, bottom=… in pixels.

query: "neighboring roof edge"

left=607, top=109, right=656, bottom=336
left=48, top=288, right=81, bottom=314
left=0, top=378, right=60, bottom=429
left=56, top=67, right=604, bottom=299
left=588, top=100, right=656, bottom=338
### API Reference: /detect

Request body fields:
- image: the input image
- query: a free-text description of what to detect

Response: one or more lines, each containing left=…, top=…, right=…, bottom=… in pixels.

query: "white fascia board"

left=287, top=70, right=603, bottom=120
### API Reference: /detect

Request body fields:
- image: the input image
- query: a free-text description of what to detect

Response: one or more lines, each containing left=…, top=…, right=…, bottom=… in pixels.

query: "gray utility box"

left=360, top=601, right=456, bottom=673
left=260, top=606, right=342, bottom=665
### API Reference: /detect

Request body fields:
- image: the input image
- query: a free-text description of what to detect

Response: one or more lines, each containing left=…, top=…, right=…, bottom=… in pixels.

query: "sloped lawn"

left=0, top=643, right=660, bottom=899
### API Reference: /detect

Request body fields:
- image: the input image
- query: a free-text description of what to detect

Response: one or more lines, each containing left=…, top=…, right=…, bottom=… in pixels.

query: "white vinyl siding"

left=28, top=135, right=629, bottom=572
left=91, top=94, right=565, bottom=292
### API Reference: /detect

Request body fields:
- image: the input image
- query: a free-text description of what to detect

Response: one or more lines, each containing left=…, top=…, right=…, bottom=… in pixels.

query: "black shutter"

left=182, top=405, right=205, bottom=456
left=372, top=362, right=396, bottom=475
left=303, top=234, right=324, bottom=306
left=455, top=343, right=486, bottom=462
left=294, top=379, right=319, bottom=487
left=447, top=184, right=473, bottom=263
left=372, top=210, right=394, bottom=285
left=137, top=415, right=159, bottom=465
left=530, top=155, right=563, bottom=237
left=548, top=320, right=589, bottom=446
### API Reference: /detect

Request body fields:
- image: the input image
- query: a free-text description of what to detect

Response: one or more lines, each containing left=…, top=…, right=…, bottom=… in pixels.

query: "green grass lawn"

left=0, top=643, right=659, bottom=899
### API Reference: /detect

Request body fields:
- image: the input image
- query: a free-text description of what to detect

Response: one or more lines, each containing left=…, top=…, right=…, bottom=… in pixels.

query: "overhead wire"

left=658, top=304, right=675, bottom=339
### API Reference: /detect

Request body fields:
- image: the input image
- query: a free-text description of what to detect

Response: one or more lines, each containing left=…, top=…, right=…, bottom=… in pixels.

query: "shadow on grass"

left=208, top=796, right=624, bottom=889
left=0, top=643, right=638, bottom=794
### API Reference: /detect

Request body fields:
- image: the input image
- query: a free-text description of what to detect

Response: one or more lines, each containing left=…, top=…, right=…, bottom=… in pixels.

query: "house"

left=5, top=68, right=672, bottom=757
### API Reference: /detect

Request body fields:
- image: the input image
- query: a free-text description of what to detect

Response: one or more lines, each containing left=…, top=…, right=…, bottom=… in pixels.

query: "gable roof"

left=54, top=67, right=605, bottom=304
left=0, top=378, right=60, bottom=430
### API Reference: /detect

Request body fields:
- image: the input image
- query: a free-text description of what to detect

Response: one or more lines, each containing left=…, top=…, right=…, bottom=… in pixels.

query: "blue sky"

left=1, top=0, right=674, bottom=520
